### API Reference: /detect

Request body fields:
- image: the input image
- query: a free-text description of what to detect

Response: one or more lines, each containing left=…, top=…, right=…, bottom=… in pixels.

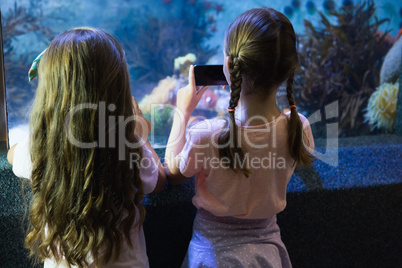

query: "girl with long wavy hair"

left=164, top=7, right=315, bottom=267
left=7, top=27, right=165, bottom=267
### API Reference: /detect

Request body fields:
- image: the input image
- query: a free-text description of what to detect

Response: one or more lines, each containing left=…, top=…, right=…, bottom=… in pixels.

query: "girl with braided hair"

left=165, top=7, right=314, bottom=268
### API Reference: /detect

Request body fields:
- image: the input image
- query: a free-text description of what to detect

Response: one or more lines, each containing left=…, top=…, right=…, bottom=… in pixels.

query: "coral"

left=139, top=76, right=181, bottom=113
left=365, top=82, right=399, bottom=131
left=199, top=90, right=217, bottom=109
left=138, top=74, right=193, bottom=142
left=294, top=1, right=392, bottom=136
left=117, top=1, right=219, bottom=90
left=174, top=53, right=197, bottom=76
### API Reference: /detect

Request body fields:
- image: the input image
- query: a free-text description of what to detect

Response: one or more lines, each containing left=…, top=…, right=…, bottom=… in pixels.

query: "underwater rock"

left=380, top=36, right=402, bottom=84
left=365, top=82, right=399, bottom=131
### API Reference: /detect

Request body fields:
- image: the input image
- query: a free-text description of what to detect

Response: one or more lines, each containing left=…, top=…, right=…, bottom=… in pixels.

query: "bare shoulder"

left=188, top=117, right=226, bottom=133
left=297, top=113, right=311, bottom=128
left=284, top=111, right=311, bottom=129
left=186, top=118, right=227, bottom=144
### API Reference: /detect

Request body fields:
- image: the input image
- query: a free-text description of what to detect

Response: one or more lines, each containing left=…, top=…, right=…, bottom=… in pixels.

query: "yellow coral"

left=139, top=76, right=178, bottom=113
left=365, top=82, right=399, bottom=131
left=174, top=53, right=196, bottom=76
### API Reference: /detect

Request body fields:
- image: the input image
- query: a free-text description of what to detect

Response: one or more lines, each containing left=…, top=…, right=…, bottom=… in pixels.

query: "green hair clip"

left=28, top=49, right=47, bottom=81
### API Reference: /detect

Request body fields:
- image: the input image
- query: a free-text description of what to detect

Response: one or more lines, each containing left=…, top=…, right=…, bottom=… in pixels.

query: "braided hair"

left=218, top=7, right=313, bottom=175
left=218, top=57, right=251, bottom=177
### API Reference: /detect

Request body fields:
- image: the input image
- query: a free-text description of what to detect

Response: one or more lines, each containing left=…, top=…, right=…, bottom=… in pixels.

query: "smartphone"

left=194, top=65, right=228, bottom=86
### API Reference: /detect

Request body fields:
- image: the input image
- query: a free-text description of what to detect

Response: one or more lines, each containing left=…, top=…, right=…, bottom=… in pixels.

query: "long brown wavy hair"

left=26, top=27, right=145, bottom=267
left=219, top=7, right=313, bottom=176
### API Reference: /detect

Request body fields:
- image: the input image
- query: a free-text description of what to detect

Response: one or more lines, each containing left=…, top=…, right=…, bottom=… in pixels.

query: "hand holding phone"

left=175, top=65, right=209, bottom=118
left=194, top=65, right=228, bottom=86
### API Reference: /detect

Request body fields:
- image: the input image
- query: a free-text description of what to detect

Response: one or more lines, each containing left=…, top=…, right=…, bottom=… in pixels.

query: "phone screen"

left=194, top=65, right=228, bottom=86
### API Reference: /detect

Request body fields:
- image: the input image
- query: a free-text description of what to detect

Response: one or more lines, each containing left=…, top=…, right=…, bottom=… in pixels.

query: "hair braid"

left=218, top=56, right=251, bottom=177
left=286, top=75, right=296, bottom=107
left=228, top=57, right=242, bottom=153
left=286, top=73, right=313, bottom=166
left=228, top=57, right=242, bottom=109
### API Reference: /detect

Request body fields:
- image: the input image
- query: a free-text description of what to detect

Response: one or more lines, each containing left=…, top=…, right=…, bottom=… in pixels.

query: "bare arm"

left=133, top=97, right=166, bottom=193
left=164, top=65, right=208, bottom=184
left=7, top=144, right=17, bottom=166
left=145, top=139, right=166, bottom=193
left=164, top=112, right=190, bottom=184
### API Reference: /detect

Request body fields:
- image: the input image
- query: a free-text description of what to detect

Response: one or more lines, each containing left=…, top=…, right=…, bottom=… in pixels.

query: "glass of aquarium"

left=1, top=0, right=401, bottom=190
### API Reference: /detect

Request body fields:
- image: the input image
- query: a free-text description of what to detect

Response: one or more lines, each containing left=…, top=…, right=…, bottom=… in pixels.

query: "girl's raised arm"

left=164, top=65, right=208, bottom=184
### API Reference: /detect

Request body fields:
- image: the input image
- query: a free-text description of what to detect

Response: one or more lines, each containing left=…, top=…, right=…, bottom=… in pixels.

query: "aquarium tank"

left=1, top=0, right=401, bottom=191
